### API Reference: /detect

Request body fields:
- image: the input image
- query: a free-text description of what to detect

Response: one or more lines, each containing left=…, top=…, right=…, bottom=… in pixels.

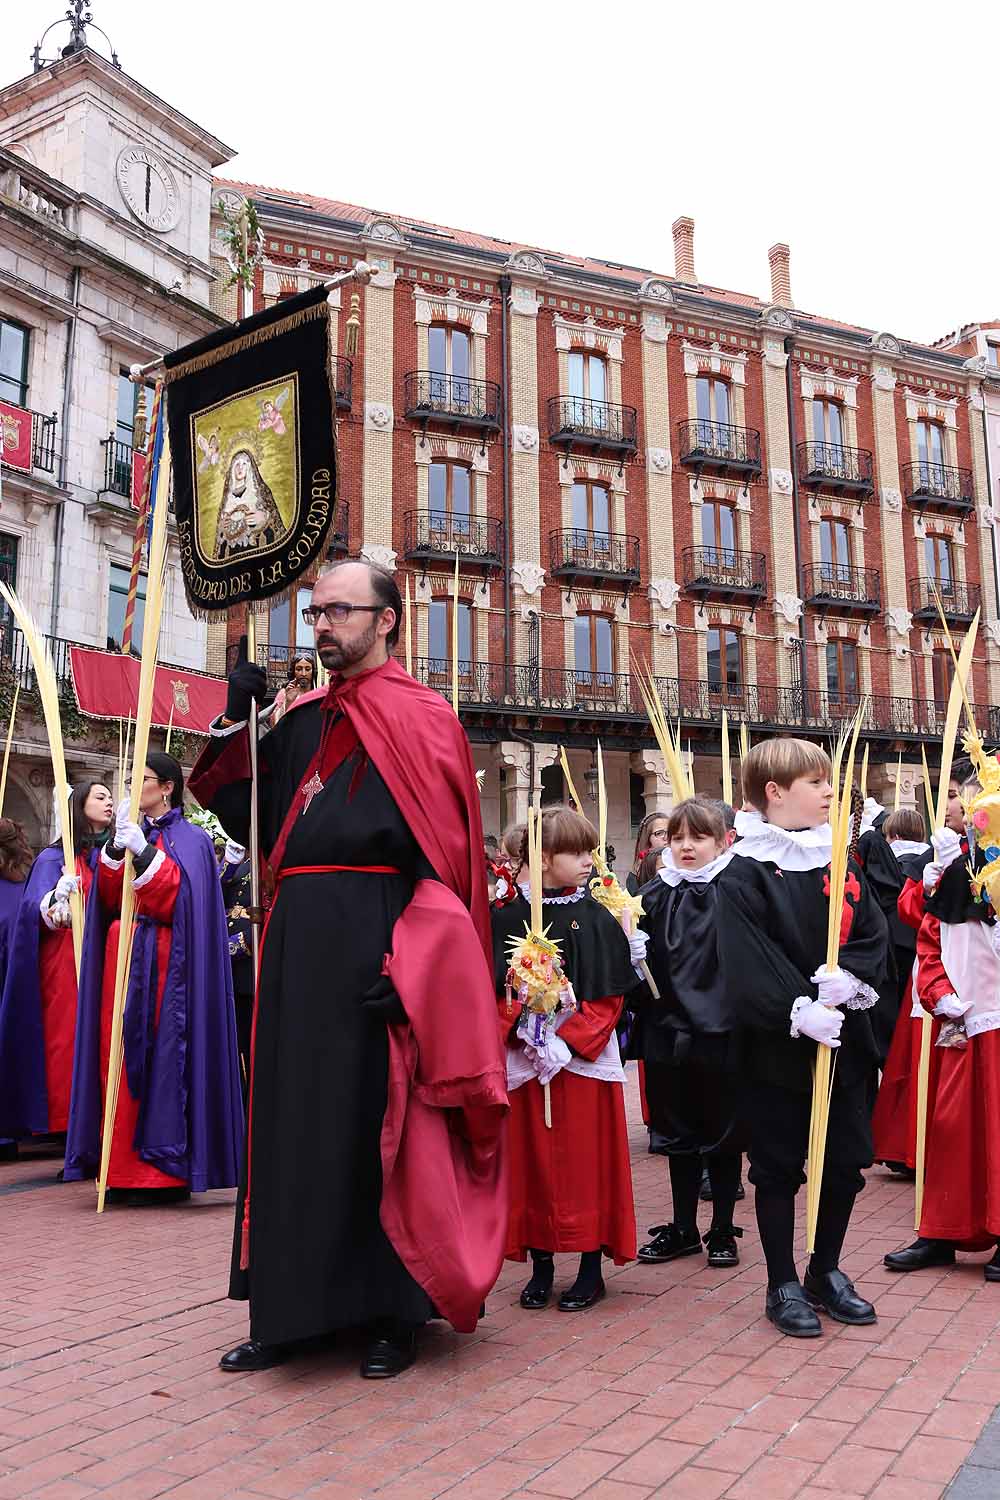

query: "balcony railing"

left=414, top=658, right=508, bottom=707
left=548, top=528, right=640, bottom=584
left=797, top=441, right=875, bottom=497
left=908, top=578, right=981, bottom=623
left=677, top=419, right=762, bottom=478
left=0, top=406, right=57, bottom=475
left=547, top=395, right=638, bottom=453
left=403, top=510, right=503, bottom=566
left=403, top=371, right=502, bottom=430
left=101, top=436, right=133, bottom=499
left=902, top=461, right=974, bottom=515
left=802, top=562, right=881, bottom=613
left=333, top=356, right=353, bottom=411
left=682, top=545, right=767, bottom=599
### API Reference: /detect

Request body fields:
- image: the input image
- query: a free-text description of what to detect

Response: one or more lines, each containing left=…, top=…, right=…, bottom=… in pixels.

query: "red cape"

left=286, top=661, right=507, bottom=1328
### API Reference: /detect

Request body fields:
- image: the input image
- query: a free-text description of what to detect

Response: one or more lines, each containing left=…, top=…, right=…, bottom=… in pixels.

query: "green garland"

left=221, top=199, right=263, bottom=292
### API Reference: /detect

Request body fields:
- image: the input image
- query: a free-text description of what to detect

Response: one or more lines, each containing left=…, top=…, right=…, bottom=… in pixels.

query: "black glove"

left=225, top=662, right=267, bottom=723
left=362, top=972, right=408, bottom=1025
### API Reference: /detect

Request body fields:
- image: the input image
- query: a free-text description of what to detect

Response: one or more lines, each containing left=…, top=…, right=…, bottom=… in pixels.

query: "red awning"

left=69, top=648, right=226, bottom=734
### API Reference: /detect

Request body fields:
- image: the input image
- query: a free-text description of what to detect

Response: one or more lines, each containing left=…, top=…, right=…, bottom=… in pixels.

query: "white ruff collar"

left=517, top=883, right=587, bottom=906
left=733, top=814, right=833, bottom=871
left=657, top=847, right=734, bottom=887
left=890, top=839, right=930, bottom=859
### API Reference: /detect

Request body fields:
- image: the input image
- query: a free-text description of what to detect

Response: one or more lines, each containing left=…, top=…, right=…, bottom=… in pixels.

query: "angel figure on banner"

left=213, top=447, right=286, bottom=560
left=197, top=431, right=221, bottom=473
left=258, top=387, right=290, bottom=437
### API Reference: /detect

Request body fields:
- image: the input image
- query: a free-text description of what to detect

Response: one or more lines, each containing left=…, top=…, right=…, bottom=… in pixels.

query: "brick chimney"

left=672, top=216, right=696, bottom=283
left=768, top=243, right=793, bottom=308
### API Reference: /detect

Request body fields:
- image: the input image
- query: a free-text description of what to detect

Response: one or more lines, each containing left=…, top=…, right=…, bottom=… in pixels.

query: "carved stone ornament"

left=638, top=277, right=674, bottom=305
left=512, top=424, right=539, bottom=454
left=214, top=188, right=246, bottom=216
left=770, top=468, right=793, bottom=495
left=782, top=632, right=800, bottom=651
left=657, top=621, right=675, bottom=637
left=363, top=215, right=406, bottom=245
left=506, top=250, right=547, bottom=277
left=986, top=620, right=1000, bottom=651
left=360, top=544, right=397, bottom=572
left=870, top=332, right=902, bottom=355
left=364, top=402, right=393, bottom=431
left=512, top=560, right=546, bottom=596
left=648, top=578, right=681, bottom=611
left=885, top=607, right=913, bottom=638
left=964, top=354, right=989, bottom=376
left=759, top=304, right=795, bottom=331
left=881, top=486, right=902, bottom=512
left=872, top=363, right=897, bottom=392
left=773, top=592, right=803, bottom=625
left=980, top=504, right=997, bottom=529
left=893, top=645, right=910, bottom=661
left=647, top=447, right=672, bottom=475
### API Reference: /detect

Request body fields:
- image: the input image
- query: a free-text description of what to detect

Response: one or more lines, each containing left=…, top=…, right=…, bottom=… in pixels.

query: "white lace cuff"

left=789, top=996, right=813, bottom=1039
left=842, top=972, right=879, bottom=1012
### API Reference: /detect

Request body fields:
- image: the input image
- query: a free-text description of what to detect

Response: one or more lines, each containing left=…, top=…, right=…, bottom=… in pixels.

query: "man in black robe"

left=189, top=561, right=506, bottom=1380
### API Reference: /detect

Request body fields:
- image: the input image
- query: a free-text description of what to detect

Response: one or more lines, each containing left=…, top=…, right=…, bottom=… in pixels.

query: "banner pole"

left=121, top=382, right=161, bottom=656
left=245, top=614, right=262, bottom=981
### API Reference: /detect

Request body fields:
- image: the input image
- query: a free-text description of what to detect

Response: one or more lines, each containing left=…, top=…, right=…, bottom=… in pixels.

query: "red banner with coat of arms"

left=69, top=648, right=226, bottom=734
left=0, top=401, right=33, bottom=472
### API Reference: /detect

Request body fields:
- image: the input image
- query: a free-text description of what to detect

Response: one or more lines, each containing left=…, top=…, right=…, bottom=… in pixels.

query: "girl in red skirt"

left=492, top=805, right=640, bottom=1311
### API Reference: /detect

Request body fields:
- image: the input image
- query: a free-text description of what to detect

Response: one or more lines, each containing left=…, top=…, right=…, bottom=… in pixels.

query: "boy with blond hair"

left=718, top=738, right=890, bottom=1337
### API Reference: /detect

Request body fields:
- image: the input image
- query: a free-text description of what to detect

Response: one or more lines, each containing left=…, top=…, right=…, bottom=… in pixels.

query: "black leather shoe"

left=637, top=1222, right=702, bottom=1264
left=361, top=1328, right=416, bottom=1379
left=984, top=1249, right=1000, bottom=1283
left=804, top=1268, right=876, bottom=1325
left=558, top=1280, right=605, bottom=1312
left=765, top=1281, right=822, bottom=1338
left=704, top=1225, right=742, bottom=1269
left=219, top=1339, right=287, bottom=1373
left=884, top=1238, right=956, bottom=1272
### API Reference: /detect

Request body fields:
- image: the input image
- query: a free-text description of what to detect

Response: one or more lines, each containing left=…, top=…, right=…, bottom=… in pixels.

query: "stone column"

left=869, top=360, right=911, bottom=697
left=967, top=378, right=1000, bottom=704
left=759, top=321, right=799, bottom=688
left=361, top=261, right=397, bottom=549
left=639, top=287, right=678, bottom=677
left=508, top=276, right=543, bottom=664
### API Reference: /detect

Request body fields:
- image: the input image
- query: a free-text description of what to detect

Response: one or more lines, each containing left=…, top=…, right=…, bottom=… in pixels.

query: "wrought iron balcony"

left=413, top=657, right=507, bottom=708
left=333, top=356, right=353, bottom=411
left=802, top=562, right=881, bottom=615
left=252, top=644, right=319, bottom=692
left=908, top=578, right=981, bottom=624
left=0, top=406, right=57, bottom=475
left=677, top=419, right=762, bottom=479
left=327, top=500, right=349, bottom=555
left=403, top=371, right=502, bottom=431
left=682, top=545, right=766, bottom=601
left=403, top=510, right=503, bottom=568
left=101, top=436, right=133, bottom=499
left=547, top=395, right=638, bottom=454
left=548, top=528, right=641, bottom=589
left=902, top=461, right=974, bottom=516
left=797, top=441, right=875, bottom=498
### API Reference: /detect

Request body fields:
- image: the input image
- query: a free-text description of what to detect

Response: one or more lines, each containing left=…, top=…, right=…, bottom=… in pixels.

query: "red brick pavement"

left=3, top=1074, right=998, bottom=1499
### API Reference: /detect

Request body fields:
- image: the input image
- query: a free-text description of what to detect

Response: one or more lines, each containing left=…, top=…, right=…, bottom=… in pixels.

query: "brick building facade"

left=208, top=186, right=1000, bottom=852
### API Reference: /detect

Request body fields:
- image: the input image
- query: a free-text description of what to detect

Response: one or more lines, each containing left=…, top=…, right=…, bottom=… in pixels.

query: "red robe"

left=915, top=910, right=1000, bottom=1248
left=37, top=855, right=93, bottom=1132
left=97, top=852, right=187, bottom=1190
left=873, top=877, right=943, bottom=1168
left=501, top=994, right=636, bottom=1266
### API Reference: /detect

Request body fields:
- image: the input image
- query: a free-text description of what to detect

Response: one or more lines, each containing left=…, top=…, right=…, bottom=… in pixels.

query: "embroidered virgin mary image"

left=190, top=375, right=299, bottom=565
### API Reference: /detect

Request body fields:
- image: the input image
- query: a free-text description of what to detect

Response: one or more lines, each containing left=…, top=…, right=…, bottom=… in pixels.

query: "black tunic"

left=198, top=704, right=433, bottom=1345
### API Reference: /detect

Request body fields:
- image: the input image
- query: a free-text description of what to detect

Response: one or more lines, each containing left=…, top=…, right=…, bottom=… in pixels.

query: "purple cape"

left=64, top=811, right=244, bottom=1189
left=0, top=847, right=87, bottom=1136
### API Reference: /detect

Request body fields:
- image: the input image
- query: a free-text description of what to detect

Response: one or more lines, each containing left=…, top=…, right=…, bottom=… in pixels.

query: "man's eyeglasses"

left=301, top=603, right=385, bottom=627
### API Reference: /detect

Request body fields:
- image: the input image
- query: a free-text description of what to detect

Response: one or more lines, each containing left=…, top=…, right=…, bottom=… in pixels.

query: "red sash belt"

left=277, top=863, right=401, bottom=881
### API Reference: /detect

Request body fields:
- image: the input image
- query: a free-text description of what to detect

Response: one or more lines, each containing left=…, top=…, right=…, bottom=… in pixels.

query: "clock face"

left=115, top=147, right=180, bottom=233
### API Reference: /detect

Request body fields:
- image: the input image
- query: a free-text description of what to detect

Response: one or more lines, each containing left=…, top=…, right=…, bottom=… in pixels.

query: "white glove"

left=114, top=798, right=147, bottom=857
left=54, top=871, right=80, bottom=902
left=933, top=993, right=972, bottom=1021
left=43, top=897, right=72, bottom=929
left=532, top=1032, right=572, bottom=1086
left=224, top=839, right=246, bottom=866
left=629, top=929, right=649, bottom=968
left=810, top=966, right=858, bottom=1008
left=924, top=828, right=963, bottom=891
left=790, top=997, right=843, bottom=1047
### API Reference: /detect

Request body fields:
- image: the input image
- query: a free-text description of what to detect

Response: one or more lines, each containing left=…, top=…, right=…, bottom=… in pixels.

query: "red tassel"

left=239, top=1198, right=250, bottom=1270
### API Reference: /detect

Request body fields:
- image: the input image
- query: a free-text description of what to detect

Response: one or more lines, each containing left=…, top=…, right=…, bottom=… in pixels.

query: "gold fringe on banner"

left=163, top=301, right=329, bottom=385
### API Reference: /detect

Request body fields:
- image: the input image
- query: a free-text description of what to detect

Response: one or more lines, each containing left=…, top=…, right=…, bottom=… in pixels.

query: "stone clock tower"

left=0, top=3, right=233, bottom=307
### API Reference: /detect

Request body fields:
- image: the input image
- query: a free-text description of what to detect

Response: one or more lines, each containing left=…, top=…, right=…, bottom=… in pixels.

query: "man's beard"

left=316, top=619, right=379, bottom=672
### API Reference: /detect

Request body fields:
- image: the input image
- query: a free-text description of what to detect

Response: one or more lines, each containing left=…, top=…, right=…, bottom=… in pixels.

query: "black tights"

left=525, top=1248, right=603, bottom=1295
left=755, top=1179, right=859, bottom=1290
left=668, top=1151, right=742, bottom=1234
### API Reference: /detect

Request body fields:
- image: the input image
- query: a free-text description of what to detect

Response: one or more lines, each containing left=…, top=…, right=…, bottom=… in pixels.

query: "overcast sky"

left=9, top=1, right=998, bottom=345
